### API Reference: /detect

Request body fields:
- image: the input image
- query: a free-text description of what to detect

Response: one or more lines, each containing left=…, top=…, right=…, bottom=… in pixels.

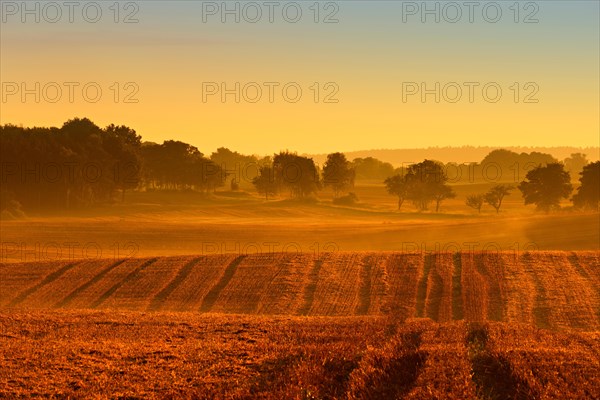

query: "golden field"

left=1, top=250, right=599, bottom=398
left=1, top=190, right=598, bottom=399
left=1, top=252, right=598, bottom=329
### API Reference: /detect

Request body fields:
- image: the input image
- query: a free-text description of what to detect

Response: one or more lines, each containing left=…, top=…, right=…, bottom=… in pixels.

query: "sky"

left=1, top=0, right=599, bottom=155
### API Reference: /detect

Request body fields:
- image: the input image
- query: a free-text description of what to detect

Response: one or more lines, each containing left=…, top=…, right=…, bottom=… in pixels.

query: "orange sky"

left=1, top=1, right=598, bottom=154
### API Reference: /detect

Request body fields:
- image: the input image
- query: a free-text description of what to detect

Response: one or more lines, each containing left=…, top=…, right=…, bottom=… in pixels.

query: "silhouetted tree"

left=273, top=152, right=321, bottom=199
left=572, top=161, right=599, bottom=210
left=484, top=185, right=514, bottom=214
left=404, top=160, right=454, bottom=212
left=252, top=165, right=278, bottom=200
left=1, top=119, right=231, bottom=210
left=0, top=119, right=147, bottom=209
left=140, top=140, right=224, bottom=192
left=323, top=152, right=355, bottom=198
left=465, top=194, right=484, bottom=213
left=432, top=185, right=456, bottom=212
left=384, top=174, right=411, bottom=210
left=518, top=163, right=572, bottom=212
left=210, top=147, right=259, bottom=188
left=104, top=124, right=142, bottom=201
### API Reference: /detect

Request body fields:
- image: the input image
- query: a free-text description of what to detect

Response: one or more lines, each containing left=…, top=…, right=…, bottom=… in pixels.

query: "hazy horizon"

left=2, top=1, right=599, bottom=154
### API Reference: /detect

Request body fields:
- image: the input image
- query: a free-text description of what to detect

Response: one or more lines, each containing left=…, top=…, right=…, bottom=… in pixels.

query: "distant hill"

left=306, top=146, right=600, bottom=167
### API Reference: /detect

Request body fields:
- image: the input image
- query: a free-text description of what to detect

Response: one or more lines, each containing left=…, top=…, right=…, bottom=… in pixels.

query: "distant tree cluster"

left=210, top=147, right=269, bottom=190
left=0, top=118, right=225, bottom=214
left=384, top=160, right=455, bottom=212
left=1, top=118, right=143, bottom=212
left=466, top=185, right=514, bottom=214
left=352, top=157, right=396, bottom=181
left=141, top=140, right=224, bottom=192
left=434, top=149, right=560, bottom=184
left=463, top=162, right=598, bottom=213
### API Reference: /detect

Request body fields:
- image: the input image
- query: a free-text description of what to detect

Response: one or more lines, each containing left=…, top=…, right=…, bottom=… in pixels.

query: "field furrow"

left=362, top=254, right=389, bottom=315
left=347, top=319, right=430, bottom=399
left=356, top=255, right=373, bottom=315
left=479, top=252, right=506, bottom=321
left=354, top=253, right=388, bottom=315
left=256, top=253, right=313, bottom=315
left=572, top=251, right=600, bottom=283
left=424, top=253, right=454, bottom=322
left=92, top=258, right=159, bottom=309
left=521, top=252, right=554, bottom=329
left=404, top=321, right=479, bottom=399
left=500, top=252, right=536, bottom=325
left=0, top=311, right=598, bottom=399
left=486, top=323, right=600, bottom=399
left=460, top=253, right=488, bottom=322
left=147, top=256, right=205, bottom=311
left=569, top=251, right=600, bottom=322
left=383, top=253, right=423, bottom=320
left=54, top=259, right=129, bottom=308
left=12, top=260, right=114, bottom=309
left=467, top=323, right=533, bottom=400
left=199, top=255, right=246, bottom=313
left=52, top=258, right=150, bottom=309
left=208, top=254, right=286, bottom=314
left=522, top=252, right=599, bottom=330
left=158, top=254, right=234, bottom=312
left=548, top=252, right=599, bottom=330
left=298, top=256, right=325, bottom=315
left=307, top=253, right=362, bottom=316
left=88, top=257, right=189, bottom=310
left=2, top=261, right=78, bottom=307
left=451, top=253, right=464, bottom=321
left=415, top=254, right=432, bottom=318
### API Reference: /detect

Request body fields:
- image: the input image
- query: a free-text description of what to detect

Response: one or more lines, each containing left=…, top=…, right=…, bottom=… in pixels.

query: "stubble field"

left=1, top=250, right=599, bottom=399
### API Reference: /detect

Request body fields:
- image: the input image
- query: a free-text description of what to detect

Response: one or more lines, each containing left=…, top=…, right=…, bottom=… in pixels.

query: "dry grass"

left=1, top=312, right=598, bottom=399
left=484, top=323, right=600, bottom=399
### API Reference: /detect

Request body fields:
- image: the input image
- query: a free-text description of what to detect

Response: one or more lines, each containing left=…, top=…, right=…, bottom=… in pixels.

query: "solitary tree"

left=323, top=152, right=355, bottom=198
left=273, top=152, right=321, bottom=199
left=252, top=166, right=278, bottom=200
left=432, top=185, right=456, bottom=212
left=518, top=163, right=573, bottom=212
left=572, top=161, right=600, bottom=209
left=465, top=194, right=484, bottom=213
left=484, top=184, right=514, bottom=214
left=384, top=174, right=411, bottom=210
left=405, top=160, right=454, bottom=212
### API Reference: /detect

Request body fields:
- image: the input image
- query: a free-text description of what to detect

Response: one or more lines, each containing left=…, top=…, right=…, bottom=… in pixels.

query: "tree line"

left=1, top=118, right=598, bottom=216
